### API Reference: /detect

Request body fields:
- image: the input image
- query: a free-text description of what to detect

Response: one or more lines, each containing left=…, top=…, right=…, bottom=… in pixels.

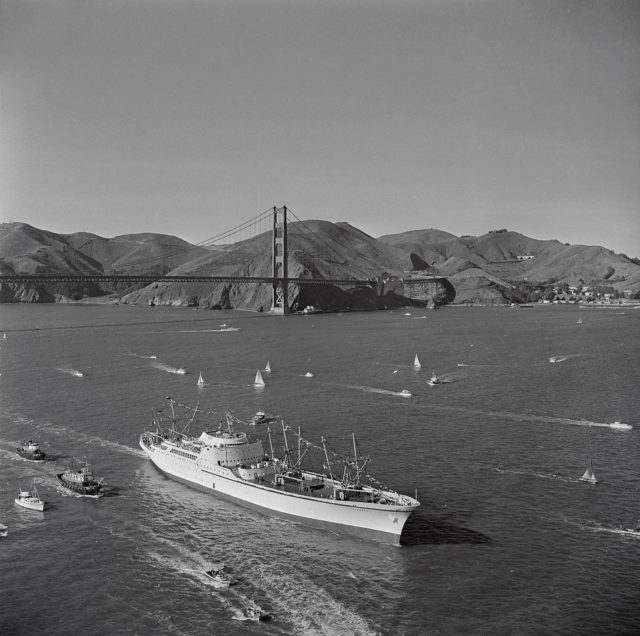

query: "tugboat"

left=57, top=459, right=104, bottom=497
left=15, top=480, right=45, bottom=511
left=16, top=440, right=46, bottom=461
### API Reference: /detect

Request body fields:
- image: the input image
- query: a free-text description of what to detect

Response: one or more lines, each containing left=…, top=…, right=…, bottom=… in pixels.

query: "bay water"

left=1, top=303, right=639, bottom=635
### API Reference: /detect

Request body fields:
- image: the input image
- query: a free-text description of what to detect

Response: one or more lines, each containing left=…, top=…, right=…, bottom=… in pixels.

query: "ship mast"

left=281, top=421, right=291, bottom=469
left=267, top=427, right=275, bottom=459
left=322, top=437, right=334, bottom=483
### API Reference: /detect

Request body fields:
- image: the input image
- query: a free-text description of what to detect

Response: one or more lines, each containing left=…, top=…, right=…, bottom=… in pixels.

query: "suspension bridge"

left=1, top=206, right=452, bottom=312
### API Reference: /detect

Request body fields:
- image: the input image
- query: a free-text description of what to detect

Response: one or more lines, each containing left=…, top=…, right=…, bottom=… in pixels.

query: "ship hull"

left=141, top=441, right=415, bottom=545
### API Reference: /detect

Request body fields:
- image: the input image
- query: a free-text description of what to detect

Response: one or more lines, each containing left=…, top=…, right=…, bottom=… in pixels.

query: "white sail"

left=413, top=354, right=421, bottom=369
left=580, top=459, right=598, bottom=484
left=197, top=372, right=205, bottom=387
left=254, top=369, right=265, bottom=387
left=264, top=361, right=271, bottom=373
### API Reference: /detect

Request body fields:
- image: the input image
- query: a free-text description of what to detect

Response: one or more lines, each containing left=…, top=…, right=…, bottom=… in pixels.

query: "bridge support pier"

left=271, top=206, right=289, bottom=314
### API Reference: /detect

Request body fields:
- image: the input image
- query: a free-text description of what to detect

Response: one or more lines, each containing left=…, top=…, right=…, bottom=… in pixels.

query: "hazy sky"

left=1, top=0, right=639, bottom=255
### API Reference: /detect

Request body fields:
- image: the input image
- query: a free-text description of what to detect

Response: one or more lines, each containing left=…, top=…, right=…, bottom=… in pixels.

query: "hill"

left=378, top=228, right=640, bottom=304
left=1, top=220, right=638, bottom=307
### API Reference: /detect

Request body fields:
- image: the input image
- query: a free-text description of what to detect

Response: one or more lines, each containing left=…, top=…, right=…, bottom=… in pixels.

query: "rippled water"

left=1, top=303, right=639, bottom=635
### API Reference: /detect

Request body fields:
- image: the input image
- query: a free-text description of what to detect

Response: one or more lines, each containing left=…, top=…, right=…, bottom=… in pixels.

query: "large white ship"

left=140, top=399, right=420, bottom=545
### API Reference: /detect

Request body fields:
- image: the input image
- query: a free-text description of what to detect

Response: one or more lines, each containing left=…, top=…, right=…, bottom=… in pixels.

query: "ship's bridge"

left=198, top=431, right=248, bottom=448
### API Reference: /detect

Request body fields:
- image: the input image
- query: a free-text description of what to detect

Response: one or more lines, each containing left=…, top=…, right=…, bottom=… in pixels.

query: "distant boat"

left=16, top=439, right=46, bottom=461
left=264, top=361, right=271, bottom=373
left=304, top=371, right=314, bottom=378
left=15, top=480, right=45, bottom=511
left=413, top=354, right=421, bottom=369
left=579, top=458, right=598, bottom=484
left=1, top=332, right=6, bottom=340
left=250, top=411, right=276, bottom=426
left=577, top=317, right=583, bottom=324
left=610, top=421, right=632, bottom=431
left=427, top=371, right=442, bottom=386
left=399, top=389, right=412, bottom=398
left=197, top=372, right=205, bottom=387
left=204, top=567, right=233, bottom=587
left=244, top=604, right=272, bottom=623
left=253, top=369, right=265, bottom=388
left=176, top=368, right=186, bottom=375
left=57, top=459, right=104, bottom=497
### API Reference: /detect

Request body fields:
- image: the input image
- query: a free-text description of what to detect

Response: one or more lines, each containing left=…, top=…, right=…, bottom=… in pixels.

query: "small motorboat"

left=204, top=567, right=233, bottom=587
left=399, top=389, right=412, bottom=398
left=15, top=480, right=45, bottom=511
left=244, top=604, right=272, bottom=622
left=427, top=371, right=442, bottom=386
left=250, top=411, right=276, bottom=426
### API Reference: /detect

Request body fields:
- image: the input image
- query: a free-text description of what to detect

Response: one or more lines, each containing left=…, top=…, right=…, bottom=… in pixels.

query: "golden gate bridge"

left=0, top=207, right=382, bottom=314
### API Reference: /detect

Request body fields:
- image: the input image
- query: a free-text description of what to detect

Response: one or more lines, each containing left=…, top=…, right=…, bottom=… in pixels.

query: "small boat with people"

left=16, top=439, right=47, bottom=461
left=15, top=480, right=45, bottom=511
left=244, top=603, right=272, bottom=622
left=579, top=458, right=598, bottom=484
left=204, top=566, right=234, bottom=587
left=57, top=459, right=104, bottom=496
left=427, top=371, right=442, bottom=386
left=250, top=411, right=277, bottom=426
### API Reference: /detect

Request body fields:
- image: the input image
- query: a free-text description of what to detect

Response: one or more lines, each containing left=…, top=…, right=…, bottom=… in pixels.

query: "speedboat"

left=204, top=568, right=233, bottom=587
left=427, top=371, right=442, bottom=386
left=399, top=389, right=412, bottom=398
left=15, top=480, right=45, bottom=511
left=250, top=411, right=276, bottom=426
left=245, top=604, right=272, bottom=622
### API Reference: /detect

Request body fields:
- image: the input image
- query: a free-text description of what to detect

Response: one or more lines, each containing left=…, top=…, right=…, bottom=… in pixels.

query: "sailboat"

left=413, top=354, right=421, bottom=369
left=579, top=458, right=598, bottom=484
left=196, top=372, right=205, bottom=387
left=264, top=361, right=271, bottom=373
left=253, top=369, right=265, bottom=388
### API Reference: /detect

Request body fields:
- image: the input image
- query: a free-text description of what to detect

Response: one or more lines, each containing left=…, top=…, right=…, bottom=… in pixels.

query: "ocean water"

left=0, top=303, right=639, bottom=635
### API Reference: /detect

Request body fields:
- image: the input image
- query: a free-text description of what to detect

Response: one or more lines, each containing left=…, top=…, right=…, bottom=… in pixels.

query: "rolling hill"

left=1, top=221, right=638, bottom=307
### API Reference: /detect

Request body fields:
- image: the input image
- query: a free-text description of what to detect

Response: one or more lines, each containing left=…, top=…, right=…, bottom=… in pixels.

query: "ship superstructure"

left=140, top=399, right=420, bottom=545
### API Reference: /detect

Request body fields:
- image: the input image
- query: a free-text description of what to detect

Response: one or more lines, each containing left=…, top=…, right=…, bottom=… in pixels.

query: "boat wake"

left=432, top=404, right=633, bottom=431
left=56, top=367, right=84, bottom=377
left=493, top=468, right=574, bottom=483
left=28, top=421, right=146, bottom=457
left=348, top=384, right=414, bottom=398
left=150, top=361, right=187, bottom=375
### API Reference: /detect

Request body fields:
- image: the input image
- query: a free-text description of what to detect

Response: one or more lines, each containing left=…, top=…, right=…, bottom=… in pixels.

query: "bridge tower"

left=271, top=206, right=288, bottom=314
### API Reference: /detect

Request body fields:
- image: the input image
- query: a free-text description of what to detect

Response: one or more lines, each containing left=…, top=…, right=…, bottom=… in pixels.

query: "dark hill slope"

left=65, top=232, right=211, bottom=272
left=121, top=220, right=424, bottom=311
left=0, top=223, right=105, bottom=302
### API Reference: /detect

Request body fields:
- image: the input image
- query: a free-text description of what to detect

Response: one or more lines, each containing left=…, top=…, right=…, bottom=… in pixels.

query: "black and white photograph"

left=1, top=1, right=639, bottom=634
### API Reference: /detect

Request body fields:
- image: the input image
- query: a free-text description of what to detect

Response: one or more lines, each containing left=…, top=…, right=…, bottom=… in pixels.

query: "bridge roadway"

left=0, top=273, right=378, bottom=287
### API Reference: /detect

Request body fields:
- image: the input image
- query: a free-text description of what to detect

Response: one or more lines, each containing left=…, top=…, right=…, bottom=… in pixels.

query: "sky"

left=1, top=0, right=639, bottom=256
